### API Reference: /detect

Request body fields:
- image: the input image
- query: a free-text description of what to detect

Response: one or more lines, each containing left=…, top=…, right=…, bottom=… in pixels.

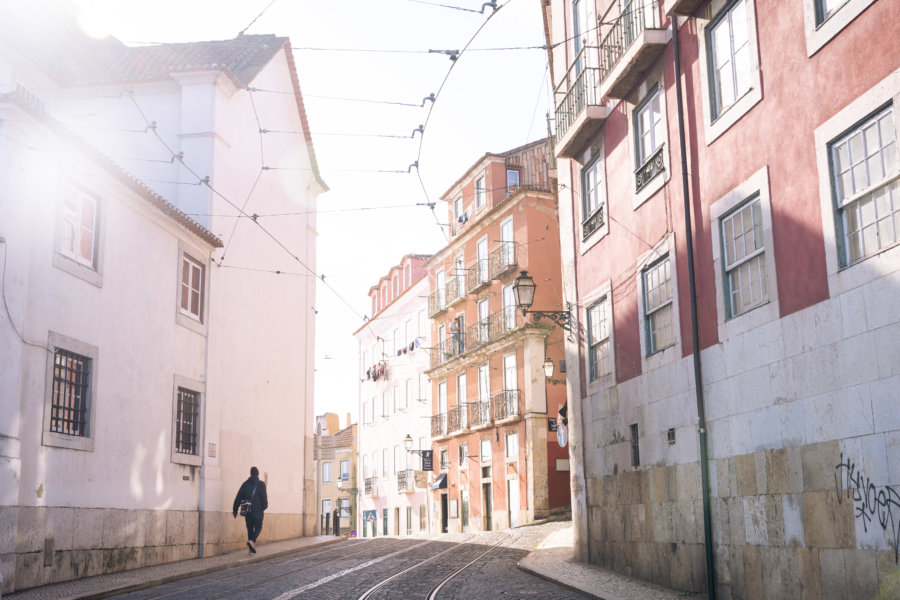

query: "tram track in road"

left=113, top=538, right=408, bottom=600
left=356, top=532, right=512, bottom=600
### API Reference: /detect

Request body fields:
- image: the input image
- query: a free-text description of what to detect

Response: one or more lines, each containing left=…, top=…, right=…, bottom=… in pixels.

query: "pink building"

left=424, top=139, right=571, bottom=534
left=545, top=0, right=899, bottom=597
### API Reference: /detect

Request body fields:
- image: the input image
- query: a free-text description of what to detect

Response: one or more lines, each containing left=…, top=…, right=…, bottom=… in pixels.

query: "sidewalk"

left=517, top=525, right=707, bottom=600
left=4, top=536, right=345, bottom=600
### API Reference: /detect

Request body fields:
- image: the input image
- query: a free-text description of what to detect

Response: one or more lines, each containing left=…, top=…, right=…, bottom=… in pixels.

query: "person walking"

left=233, top=466, right=268, bottom=554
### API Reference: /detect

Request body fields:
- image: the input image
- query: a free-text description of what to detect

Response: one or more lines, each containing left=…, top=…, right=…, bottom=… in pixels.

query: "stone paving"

left=4, top=521, right=705, bottom=600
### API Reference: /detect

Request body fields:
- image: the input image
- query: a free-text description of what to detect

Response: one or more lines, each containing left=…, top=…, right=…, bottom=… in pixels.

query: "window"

left=587, top=297, right=611, bottom=380
left=635, top=87, right=664, bottom=168
left=721, top=196, right=768, bottom=317
left=802, top=0, right=875, bottom=56
left=340, top=460, right=350, bottom=481
left=816, top=0, right=843, bottom=23
left=630, top=424, right=640, bottom=467
left=829, top=105, right=899, bottom=265
left=50, top=348, right=91, bottom=437
left=340, top=497, right=351, bottom=517
left=582, top=154, right=606, bottom=240
left=363, top=455, right=370, bottom=478
left=459, top=443, right=468, bottom=467
left=477, top=298, right=489, bottom=342
left=180, top=254, right=205, bottom=322
left=475, top=175, right=486, bottom=209
left=480, top=438, right=491, bottom=462
left=478, top=364, right=489, bottom=401
left=506, top=169, right=520, bottom=192
left=382, top=449, right=389, bottom=476
left=440, top=448, right=449, bottom=470
left=420, top=505, right=426, bottom=530
left=322, top=498, right=332, bottom=517
left=642, top=256, right=675, bottom=354
left=393, top=275, right=399, bottom=297
left=60, top=186, right=98, bottom=268
left=175, top=387, right=200, bottom=455
left=505, top=431, right=518, bottom=461
left=454, top=196, right=463, bottom=224
left=708, top=0, right=752, bottom=120
left=322, top=462, right=332, bottom=483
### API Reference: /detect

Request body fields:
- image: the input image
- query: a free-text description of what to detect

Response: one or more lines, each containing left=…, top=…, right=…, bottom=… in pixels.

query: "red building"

left=424, top=139, right=571, bottom=533
left=545, top=0, right=900, bottom=597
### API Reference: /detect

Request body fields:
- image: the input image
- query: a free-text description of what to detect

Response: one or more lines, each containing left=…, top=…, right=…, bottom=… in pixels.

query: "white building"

left=0, top=4, right=324, bottom=593
left=354, top=254, right=433, bottom=537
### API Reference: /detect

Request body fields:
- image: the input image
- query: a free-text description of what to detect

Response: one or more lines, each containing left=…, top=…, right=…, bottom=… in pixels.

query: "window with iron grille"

left=51, top=348, right=91, bottom=437
left=175, top=387, right=200, bottom=455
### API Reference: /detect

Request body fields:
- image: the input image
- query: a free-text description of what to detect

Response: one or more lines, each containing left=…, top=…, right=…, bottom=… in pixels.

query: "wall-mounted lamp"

left=543, top=357, right=555, bottom=378
left=513, top=270, right=573, bottom=332
left=403, top=434, right=425, bottom=455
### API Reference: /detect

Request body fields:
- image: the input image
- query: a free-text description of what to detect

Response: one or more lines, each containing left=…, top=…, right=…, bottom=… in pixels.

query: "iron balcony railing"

left=598, top=0, right=661, bottom=82
left=466, top=259, right=490, bottom=293
left=365, top=477, right=378, bottom=497
left=469, top=400, right=492, bottom=428
left=466, top=307, right=521, bottom=351
left=448, top=404, right=469, bottom=432
left=427, top=288, right=447, bottom=318
left=432, top=413, right=448, bottom=438
left=397, top=469, right=416, bottom=493
left=489, top=242, right=517, bottom=279
left=493, top=390, right=521, bottom=421
left=446, top=275, right=465, bottom=307
left=583, top=205, right=605, bottom=240
left=554, top=44, right=602, bottom=142
left=430, top=332, right=465, bottom=369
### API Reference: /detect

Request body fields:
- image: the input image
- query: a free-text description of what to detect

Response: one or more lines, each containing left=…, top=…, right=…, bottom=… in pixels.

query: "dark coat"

left=232, top=476, right=268, bottom=516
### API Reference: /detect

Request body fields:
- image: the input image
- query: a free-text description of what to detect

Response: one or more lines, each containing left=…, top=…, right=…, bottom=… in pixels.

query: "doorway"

left=507, top=479, right=520, bottom=528
left=394, top=507, right=400, bottom=536
left=482, top=483, right=492, bottom=531
left=440, top=494, right=449, bottom=533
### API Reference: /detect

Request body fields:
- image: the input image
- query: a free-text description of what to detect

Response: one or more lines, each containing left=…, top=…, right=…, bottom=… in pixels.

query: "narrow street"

left=105, top=525, right=591, bottom=600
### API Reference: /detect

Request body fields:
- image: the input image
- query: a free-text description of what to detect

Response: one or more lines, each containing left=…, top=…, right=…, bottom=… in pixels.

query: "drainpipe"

left=671, top=17, right=715, bottom=599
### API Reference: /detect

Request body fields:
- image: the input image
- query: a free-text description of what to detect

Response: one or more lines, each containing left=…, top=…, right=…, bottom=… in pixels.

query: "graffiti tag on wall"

left=834, top=453, right=900, bottom=564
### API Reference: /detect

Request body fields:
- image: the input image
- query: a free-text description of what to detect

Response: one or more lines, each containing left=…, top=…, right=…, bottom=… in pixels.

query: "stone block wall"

left=0, top=507, right=304, bottom=594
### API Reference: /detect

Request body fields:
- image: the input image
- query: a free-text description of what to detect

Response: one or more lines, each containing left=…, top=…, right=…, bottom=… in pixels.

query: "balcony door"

left=503, top=353, right=517, bottom=391
left=502, top=284, right=516, bottom=331
left=477, top=237, right=489, bottom=283
left=507, top=479, right=520, bottom=528
left=500, top=217, right=514, bottom=267
left=436, top=269, right=446, bottom=307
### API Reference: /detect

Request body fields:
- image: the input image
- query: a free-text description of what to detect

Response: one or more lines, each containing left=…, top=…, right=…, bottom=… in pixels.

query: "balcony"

left=446, top=275, right=465, bottom=307
left=432, top=413, right=448, bottom=439
left=469, top=400, right=492, bottom=429
left=430, top=332, right=465, bottom=369
left=554, top=44, right=609, bottom=159
left=598, top=0, right=667, bottom=99
left=397, top=469, right=416, bottom=493
left=365, top=477, right=379, bottom=497
left=428, top=288, right=447, bottom=318
left=489, top=242, right=517, bottom=279
left=493, top=390, right=521, bottom=421
left=583, top=205, right=605, bottom=240
left=448, top=404, right=469, bottom=433
left=466, top=307, right=521, bottom=352
left=663, top=0, right=705, bottom=15
left=466, top=259, right=490, bottom=294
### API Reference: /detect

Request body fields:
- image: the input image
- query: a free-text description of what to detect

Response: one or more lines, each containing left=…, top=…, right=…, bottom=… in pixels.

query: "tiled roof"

left=2, top=87, right=222, bottom=249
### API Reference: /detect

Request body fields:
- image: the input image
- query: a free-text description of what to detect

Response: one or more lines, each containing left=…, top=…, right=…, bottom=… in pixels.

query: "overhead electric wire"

left=238, top=0, right=279, bottom=37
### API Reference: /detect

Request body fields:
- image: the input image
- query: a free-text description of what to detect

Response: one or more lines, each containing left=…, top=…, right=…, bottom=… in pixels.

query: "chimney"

left=347, top=412, right=352, bottom=429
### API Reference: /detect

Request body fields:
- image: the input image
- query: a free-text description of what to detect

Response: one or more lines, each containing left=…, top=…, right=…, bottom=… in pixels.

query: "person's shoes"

left=247, top=541, right=256, bottom=554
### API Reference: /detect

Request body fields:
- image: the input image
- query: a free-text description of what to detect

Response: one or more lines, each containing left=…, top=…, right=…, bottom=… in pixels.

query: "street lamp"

left=513, top=270, right=573, bottom=332
left=543, top=357, right=555, bottom=378
left=403, top=434, right=425, bottom=455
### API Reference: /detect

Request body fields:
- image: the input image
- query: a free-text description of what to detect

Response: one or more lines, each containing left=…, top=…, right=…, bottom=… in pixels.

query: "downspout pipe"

left=671, top=17, right=716, bottom=599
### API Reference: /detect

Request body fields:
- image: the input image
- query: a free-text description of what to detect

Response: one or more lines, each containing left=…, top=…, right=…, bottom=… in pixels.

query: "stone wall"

left=0, top=508, right=304, bottom=594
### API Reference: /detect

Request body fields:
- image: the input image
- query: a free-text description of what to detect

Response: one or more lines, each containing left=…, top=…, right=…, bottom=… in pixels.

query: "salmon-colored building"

left=545, top=0, right=900, bottom=597
left=423, top=139, right=571, bottom=533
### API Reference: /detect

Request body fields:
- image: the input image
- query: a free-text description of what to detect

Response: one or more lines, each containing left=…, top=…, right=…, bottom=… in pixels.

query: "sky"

left=68, top=0, right=553, bottom=426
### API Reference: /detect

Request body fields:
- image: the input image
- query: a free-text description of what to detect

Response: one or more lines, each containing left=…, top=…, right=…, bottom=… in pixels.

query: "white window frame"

left=43, top=331, right=98, bottom=452
left=340, top=460, right=350, bottom=480
left=480, top=438, right=492, bottom=462
left=697, top=0, right=763, bottom=145
left=506, top=168, right=520, bottom=193
left=322, top=461, right=333, bottom=483
left=54, top=184, right=103, bottom=286
left=710, top=166, right=780, bottom=340
left=459, top=443, right=468, bottom=468
left=475, top=175, right=486, bottom=210
left=627, top=71, right=671, bottom=209
left=586, top=291, right=612, bottom=383
left=175, top=244, right=208, bottom=335
left=505, top=430, right=518, bottom=461
left=635, top=235, right=680, bottom=369
left=813, top=69, right=900, bottom=297
left=801, top=0, right=877, bottom=57
left=580, top=143, right=609, bottom=250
